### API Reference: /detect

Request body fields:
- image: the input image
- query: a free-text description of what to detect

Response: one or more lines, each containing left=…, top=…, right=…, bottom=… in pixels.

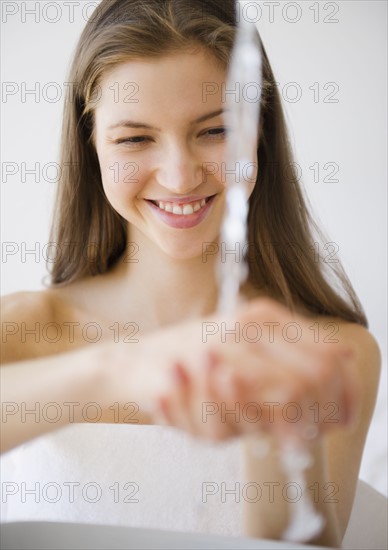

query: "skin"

left=0, top=50, right=381, bottom=546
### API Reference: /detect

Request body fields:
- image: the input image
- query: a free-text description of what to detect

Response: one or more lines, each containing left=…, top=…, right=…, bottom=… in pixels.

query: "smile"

left=145, top=194, right=217, bottom=229
left=149, top=196, right=213, bottom=215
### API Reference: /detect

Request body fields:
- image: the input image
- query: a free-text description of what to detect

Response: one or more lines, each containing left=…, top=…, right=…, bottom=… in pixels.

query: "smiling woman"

left=48, top=0, right=367, bottom=327
left=92, top=53, right=234, bottom=251
left=0, top=0, right=383, bottom=548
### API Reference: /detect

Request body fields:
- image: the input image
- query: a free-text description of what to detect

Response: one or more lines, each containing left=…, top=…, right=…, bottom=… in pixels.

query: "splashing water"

left=280, top=440, right=325, bottom=542
left=216, top=7, right=324, bottom=542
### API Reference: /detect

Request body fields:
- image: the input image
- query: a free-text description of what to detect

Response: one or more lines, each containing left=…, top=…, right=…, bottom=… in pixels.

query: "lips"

left=145, top=194, right=217, bottom=229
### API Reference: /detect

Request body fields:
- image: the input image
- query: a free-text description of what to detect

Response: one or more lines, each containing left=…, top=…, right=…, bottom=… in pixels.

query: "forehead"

left=94, top=50, right=228, bottom=128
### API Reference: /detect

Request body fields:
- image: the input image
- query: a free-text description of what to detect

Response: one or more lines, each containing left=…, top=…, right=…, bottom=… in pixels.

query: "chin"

left=157, top=241, right=209, bottom=262
left=155, top=230, right=220, bottom=262
left=128, top=217, right=221, bottom=262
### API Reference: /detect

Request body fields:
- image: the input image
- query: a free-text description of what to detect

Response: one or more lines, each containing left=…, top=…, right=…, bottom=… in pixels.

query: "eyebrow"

left=107, top=108, right=226, bottom=131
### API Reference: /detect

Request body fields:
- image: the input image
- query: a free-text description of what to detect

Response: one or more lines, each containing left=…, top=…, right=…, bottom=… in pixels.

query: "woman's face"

left=93, top=49, right=258, bottom=260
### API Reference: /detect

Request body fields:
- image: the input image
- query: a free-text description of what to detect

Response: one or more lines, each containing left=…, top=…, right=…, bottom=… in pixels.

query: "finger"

left=236, top=298, right=345, bottom=381
left=155, top=395, right=173, bottom=426
left=198, top=350, right=238, bottom=442
left=167, top=361, right=199, bottom=434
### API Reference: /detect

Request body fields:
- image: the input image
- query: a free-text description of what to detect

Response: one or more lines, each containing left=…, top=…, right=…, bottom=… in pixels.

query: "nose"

left=154, top=141, right=202, bottom=195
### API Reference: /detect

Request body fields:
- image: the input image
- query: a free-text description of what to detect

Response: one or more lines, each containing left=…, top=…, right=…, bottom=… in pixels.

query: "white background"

left=1, top=1, right=387, bottom=495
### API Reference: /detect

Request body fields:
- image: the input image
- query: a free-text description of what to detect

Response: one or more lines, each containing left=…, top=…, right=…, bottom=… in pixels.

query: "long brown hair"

left=48, top=0, right=367, bottom=327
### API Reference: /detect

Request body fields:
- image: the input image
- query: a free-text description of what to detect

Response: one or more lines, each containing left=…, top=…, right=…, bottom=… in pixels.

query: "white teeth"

left=153, top=197, right=212, bottom=215
left=173, top=205, right=183, bottom=215
left=182, top=204, right=194, bottom=215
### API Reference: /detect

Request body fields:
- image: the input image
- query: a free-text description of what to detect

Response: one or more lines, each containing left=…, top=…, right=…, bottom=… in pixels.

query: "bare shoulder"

left=309, top=315, right=381, bottom=403
left=327, top=317, right=381, bottom=377
left=0, top=289, right=72, bottom=365
left=338, top=320, right=381, bottom=418
left=246, top=294, right=381, bottom=374
left=1, top=290, right=55, bottom=325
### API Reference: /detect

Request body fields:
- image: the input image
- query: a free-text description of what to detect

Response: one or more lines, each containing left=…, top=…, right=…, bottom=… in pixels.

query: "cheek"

left=203, top=145, right=258, bottom=196
left=99, top=156, right=147, bottom=210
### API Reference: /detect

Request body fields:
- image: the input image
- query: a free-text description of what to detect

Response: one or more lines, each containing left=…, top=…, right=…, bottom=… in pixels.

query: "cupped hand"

left=113, top=298, right=362, bottom=443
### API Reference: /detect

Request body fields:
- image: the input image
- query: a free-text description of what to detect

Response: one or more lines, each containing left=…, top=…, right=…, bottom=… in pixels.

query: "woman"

left=1, top=0, right=381, bottom=546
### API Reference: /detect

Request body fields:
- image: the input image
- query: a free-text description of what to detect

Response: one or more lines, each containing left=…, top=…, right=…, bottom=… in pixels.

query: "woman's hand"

left=108, top=297, right=361, bottom=442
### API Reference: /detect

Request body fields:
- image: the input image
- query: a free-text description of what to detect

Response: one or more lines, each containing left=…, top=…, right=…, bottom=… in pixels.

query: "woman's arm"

left=242, top=320, right=381, bottom=547
left=1, top=345, right=108, bottom=453
left=0, top=289, right=230, bottom=453
left=0, top=290, right=214, bottom=453
left=150, top=299, right=381, bottom=547
left=0, top=291, right=153, bottom=453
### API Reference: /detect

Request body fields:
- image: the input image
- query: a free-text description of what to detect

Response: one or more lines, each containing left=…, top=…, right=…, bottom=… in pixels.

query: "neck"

left=110, top=226, right=220, bottom=327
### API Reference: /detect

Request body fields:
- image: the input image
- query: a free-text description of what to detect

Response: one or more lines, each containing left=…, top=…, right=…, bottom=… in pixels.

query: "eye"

left=115, top=136, right=152, bottom=147
left=201, top=127, right=227, bottom=140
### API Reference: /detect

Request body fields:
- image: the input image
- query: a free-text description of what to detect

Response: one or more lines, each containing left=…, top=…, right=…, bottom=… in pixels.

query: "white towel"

left=0, top=424, right=245, bottom=536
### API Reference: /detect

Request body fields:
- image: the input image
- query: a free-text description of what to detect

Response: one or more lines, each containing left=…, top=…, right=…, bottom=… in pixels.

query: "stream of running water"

left=216, top=8, right=324, bottom=542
